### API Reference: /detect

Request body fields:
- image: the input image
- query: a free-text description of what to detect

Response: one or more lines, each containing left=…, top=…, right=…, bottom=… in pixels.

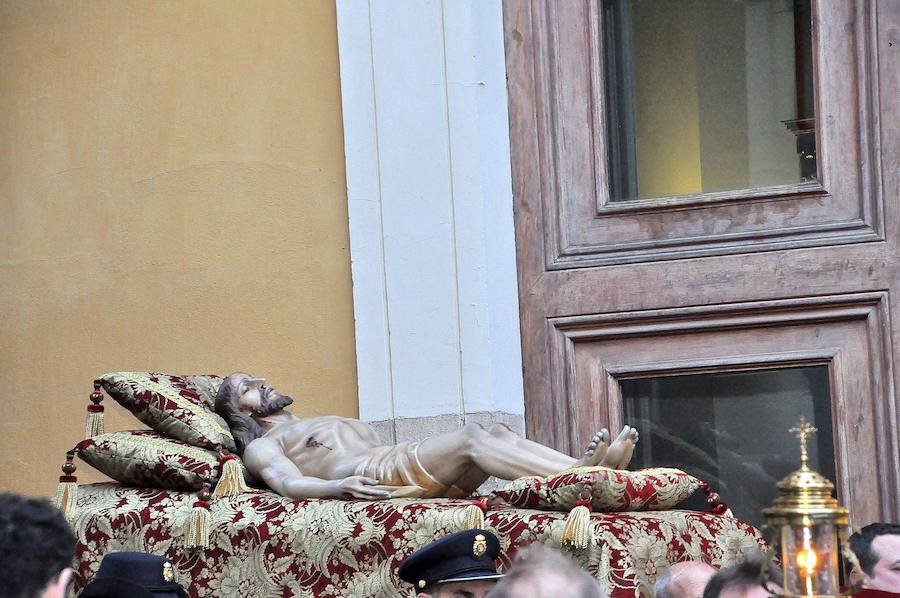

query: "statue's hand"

left=335, top=476, right=391, bottom=500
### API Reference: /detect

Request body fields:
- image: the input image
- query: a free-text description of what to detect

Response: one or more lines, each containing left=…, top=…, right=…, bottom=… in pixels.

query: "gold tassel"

left=55, top=452, right=78, bottom=521
left=561, top=501, right=593, bottom=550
left=185, top=486, right=212, bottom=550
left=85, top=409, right=104, bottom=438
left=85, top=385, right=104, bottom=438
left=562, top=482, right=595, bottom=550
left=462, top=500, right=487, bottom=529
left=212, top=452, right=250, bottom=499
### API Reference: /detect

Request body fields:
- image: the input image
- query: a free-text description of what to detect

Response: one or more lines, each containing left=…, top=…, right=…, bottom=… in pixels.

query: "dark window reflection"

left=621, top=366, right=835, bottom=528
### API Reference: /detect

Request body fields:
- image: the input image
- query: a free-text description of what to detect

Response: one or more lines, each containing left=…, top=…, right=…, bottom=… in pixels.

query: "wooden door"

left=503, top=0, right=898, bottom=525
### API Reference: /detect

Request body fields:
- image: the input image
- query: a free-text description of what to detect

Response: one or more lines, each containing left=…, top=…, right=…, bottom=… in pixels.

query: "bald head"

left=655, top=562, right=716, bottom=598
left=486, top=547, right=607, bottom=598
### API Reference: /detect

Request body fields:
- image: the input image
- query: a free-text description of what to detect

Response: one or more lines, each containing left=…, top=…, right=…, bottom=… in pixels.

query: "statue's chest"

left=282, top=419, right=371, bottom=464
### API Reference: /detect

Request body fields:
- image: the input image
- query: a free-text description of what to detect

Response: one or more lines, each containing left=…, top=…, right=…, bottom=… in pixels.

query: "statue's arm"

left=243, top=438, right=390, bottom=500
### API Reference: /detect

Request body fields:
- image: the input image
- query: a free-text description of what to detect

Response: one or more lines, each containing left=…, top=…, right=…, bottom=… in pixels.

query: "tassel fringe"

left=562, top=482, right=595, bottom=550
left=212, top=453, right=251, bottom=499
left=462, top=500, right=487, bottom=530
left=85, top=407, right=104, bottom=438
left=185, top=487, right=212, bottom=550
left=85, top=385, right=105, bottom=438
left=562, top=502, right=592, bottom=549
left=55, top=452, right=78, bottom=521
left=55, top=479, right=78, bottom=520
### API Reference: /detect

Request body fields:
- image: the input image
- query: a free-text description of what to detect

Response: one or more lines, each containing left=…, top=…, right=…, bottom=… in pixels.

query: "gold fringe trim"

left=561, top=504, right=592, bottom=550
left=462, top=503, right=485, bottom=530
left=185, top=502, right=211, bottom=549
left=212, top=457, right=251, bottom=499
left=55, top=480, right=78, bottom=521
left=85, top=411, right=104, bottom=438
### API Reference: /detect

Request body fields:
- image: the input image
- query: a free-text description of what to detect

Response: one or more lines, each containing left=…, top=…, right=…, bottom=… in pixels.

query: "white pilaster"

left=336, top=0, right=524, bottom=429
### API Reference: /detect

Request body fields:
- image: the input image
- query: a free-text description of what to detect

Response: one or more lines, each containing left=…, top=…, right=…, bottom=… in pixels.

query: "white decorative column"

left=335, top=0, right=524, bottom=443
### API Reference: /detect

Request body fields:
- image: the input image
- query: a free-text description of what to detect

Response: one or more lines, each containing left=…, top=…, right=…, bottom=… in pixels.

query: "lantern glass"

left=780, top=522, right=839, bottom=596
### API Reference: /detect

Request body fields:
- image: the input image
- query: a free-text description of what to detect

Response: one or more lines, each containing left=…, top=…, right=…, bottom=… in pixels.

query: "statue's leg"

left=485, top=423, right=578, bottom=470
left=432, top=423, right=599, bottom=494
left=417, top=423, right=570, bottom=483
left=448, top=466, right=491, bottom=496
left=441, top=423, right=581, bottom=495
left=485, top=423, right=620, bottom=469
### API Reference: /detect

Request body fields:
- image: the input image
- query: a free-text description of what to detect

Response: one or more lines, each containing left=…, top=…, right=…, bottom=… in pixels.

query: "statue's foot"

left=599, top=425, right=639, bottom=469
left=575, top=429, right=609, bottom=468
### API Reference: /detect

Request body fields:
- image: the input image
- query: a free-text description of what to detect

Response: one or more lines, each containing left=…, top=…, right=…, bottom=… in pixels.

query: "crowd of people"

left=1, top=491, right=898, bottom=598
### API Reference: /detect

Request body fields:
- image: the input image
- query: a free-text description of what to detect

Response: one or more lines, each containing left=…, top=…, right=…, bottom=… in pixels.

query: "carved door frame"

left=503, top=0, right=899, bottom=523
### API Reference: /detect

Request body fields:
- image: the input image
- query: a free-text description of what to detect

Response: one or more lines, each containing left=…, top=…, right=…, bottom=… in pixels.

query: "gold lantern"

left=762, top=417, right=859, bottom=598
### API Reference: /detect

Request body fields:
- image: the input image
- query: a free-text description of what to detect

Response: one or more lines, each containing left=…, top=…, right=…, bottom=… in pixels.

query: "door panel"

left=518, top=0, right=882, bottom=269
left=504, top=0, right=899, bottom=524
left=555, top=293, right=891, bottom=524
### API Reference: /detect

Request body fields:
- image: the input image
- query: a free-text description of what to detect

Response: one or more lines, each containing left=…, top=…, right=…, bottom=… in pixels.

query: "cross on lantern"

left=790, top=416, right=818, bottom=468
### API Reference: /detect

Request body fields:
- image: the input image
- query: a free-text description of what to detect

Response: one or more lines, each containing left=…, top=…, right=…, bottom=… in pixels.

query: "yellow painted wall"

left=0, top=0, right=359, bottom=495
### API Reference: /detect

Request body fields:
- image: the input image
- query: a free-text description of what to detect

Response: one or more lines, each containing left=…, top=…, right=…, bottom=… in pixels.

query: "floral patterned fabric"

left=490, top=466, right=702, bottom=512
left=97, top=372, right=234, bottom=451
left=70, top=483, right=763, bottom=598
left=76, top=430, right=248, bottom=491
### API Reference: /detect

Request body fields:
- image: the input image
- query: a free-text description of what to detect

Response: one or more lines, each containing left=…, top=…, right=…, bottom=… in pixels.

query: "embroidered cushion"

left=490, top=466, right=702, bottom=512
left=97, top=372, right=234, bottom=451
left=76, top=430, right=245, bottom=491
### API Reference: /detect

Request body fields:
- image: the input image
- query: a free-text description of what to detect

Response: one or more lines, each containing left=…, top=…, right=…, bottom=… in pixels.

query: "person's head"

left=655, top=561, right=716, bottom=598
left=77, top=552, right=188, bottom=598
left=849, top=523, right=900, bottom=592
left=486, top=545, right=607, bottom=598
left=214, top=372, right=293, bottom=456
left=398, top=529, right=504, bottom=598
left=424, top=579, right=497, bottom=598
left=702, top=554, right=781, bottom=598
left=0, top=493, right=76, bottom=598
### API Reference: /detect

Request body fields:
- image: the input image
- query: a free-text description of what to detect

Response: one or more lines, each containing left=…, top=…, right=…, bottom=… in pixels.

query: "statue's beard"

left=252, top=393, right=294, bottom=417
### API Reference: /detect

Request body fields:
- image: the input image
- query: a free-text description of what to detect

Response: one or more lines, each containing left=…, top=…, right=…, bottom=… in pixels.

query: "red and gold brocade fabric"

left=71, top=483, right=763, bottom=598
left=76, top=430, right=249, bottom=491
left=490, top=466, right=702, bottom=512
left=97, top=372, right=233, bottom=451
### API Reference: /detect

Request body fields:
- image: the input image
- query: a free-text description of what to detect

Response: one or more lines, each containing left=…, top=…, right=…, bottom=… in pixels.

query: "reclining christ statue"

left=215, top=372, right=640, bottom=500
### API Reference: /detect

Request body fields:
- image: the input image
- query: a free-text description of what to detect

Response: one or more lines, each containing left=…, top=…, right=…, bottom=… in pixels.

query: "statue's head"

left=214, top=372, right=294, bottom=457
left=221, top=373, right=294, bottom=416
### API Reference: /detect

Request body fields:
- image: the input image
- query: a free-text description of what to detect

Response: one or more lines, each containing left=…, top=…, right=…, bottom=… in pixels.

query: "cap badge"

left=473, top=534, right=487, bottom=557
left=418, top=580, right=427, bottom=589
left=162, top=561, right=175, bottom=582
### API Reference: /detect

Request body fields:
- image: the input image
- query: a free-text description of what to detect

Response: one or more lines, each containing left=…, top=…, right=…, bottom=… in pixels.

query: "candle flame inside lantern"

left=796, top=548, right=819, bottom=571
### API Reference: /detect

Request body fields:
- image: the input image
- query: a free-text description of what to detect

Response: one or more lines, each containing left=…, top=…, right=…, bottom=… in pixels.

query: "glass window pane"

left=604, top=0, right=816, bottom=201
left=620, top=366, right=835, bottom=528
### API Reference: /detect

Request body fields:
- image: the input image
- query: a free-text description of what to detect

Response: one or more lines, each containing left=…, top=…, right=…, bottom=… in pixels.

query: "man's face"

left=862, top=534, right=900, bottom=592
left=235, top=375, right=293, bottom=416
left=419, top=579, right=497, bottom=598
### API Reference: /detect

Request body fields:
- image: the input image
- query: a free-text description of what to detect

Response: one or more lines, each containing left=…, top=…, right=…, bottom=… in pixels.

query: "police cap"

left=398, top=529, right=503, bottom=591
